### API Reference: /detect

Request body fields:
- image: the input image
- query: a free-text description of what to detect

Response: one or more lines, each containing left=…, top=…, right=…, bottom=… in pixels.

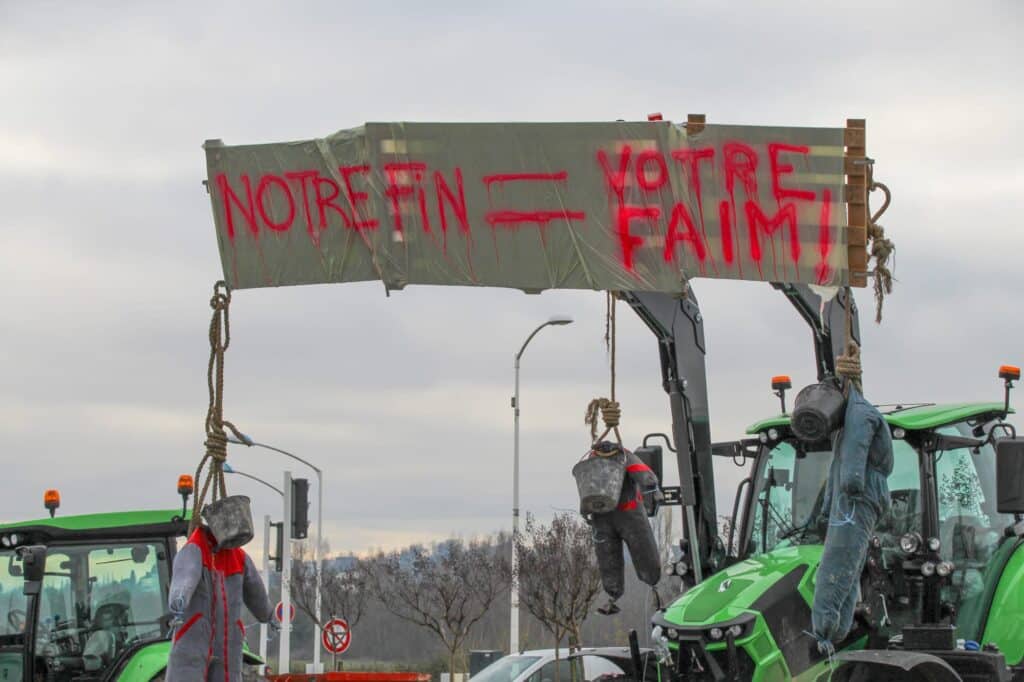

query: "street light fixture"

left=227, top=434, right=326, bottom=673
left=511, top=314, right=573, bottom=654
left=223, top=463, right=284, bottom=497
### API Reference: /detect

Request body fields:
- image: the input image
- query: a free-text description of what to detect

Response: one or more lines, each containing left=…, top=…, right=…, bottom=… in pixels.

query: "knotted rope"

left=585, top=292, right=623, bottom=447
left=189, top=281, right=246, bottom=534
left=835, top=286, right=863, bottom=395
left=867, top=164, right=894, bottom=324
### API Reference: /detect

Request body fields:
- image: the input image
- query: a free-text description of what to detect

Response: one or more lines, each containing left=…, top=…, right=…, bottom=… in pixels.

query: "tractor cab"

left=0, top=508, right=189, bottom=681
left=653, top=370, right=1024, bottom=681
left=740, top=403, right=1015, bottom=631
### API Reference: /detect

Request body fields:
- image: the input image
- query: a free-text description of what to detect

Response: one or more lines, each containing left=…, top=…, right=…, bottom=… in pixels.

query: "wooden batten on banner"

left=686, top=113, right=706, bottom=134
left=845, top=118, right=869, bottom=288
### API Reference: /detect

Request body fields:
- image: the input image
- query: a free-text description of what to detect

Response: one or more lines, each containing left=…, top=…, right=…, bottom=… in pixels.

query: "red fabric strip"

left=173, top=613, right=203, bottom=642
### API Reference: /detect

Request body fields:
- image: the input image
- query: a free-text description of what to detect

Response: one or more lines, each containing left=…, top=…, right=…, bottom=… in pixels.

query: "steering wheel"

left=7, top=609, right=26, bottom=632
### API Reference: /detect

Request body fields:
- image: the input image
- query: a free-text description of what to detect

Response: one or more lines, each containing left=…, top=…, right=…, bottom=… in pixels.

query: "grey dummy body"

left=165, top=528, right=274, bottom=682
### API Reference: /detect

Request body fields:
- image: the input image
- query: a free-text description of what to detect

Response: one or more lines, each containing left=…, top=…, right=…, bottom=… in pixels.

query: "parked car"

left=470, top=647, right=659, bottom=682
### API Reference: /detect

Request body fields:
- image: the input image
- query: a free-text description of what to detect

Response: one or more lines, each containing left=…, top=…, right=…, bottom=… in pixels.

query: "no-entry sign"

left=275, top=602, right=296, bottom=624
left=322, top=618, right=351, bottom=654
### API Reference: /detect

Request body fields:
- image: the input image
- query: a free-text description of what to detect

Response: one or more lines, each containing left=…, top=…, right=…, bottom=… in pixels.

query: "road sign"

left=321, top=618, right=351, bottom=654
left=275, top=601, right=296, bottom=624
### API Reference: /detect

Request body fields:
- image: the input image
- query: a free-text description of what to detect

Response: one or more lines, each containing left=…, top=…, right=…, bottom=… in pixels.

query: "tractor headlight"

left=921, top=561, right=936, bottom=577
left=727, top=624, right=744, bottom=638
left=666, top=628, right=679, bottom=640
left=758, top=432, right=768, bottom=444
left=937, top=561, right=955, bottom=577
left=675, top=561, right=689, bottom=576
left=768, top=428, right=779, bottom=441
left=708, top=627, right=724, bottom=641
left=651, top=626, right=663, bottom=643
left=900, top=533, right=922, bottom=555
left=663, top=562, right=676, bottom=576
left=893, top=428, right=906, bottom=440
left=0, top=535, right=9, bottom=548
left=927, top=537, right=941, bottom=553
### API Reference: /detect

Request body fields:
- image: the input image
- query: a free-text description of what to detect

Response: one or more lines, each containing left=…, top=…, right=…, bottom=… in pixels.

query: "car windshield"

left=473, top=655, right=542, bottom=682
left=33, top=541, right=170, bottom=681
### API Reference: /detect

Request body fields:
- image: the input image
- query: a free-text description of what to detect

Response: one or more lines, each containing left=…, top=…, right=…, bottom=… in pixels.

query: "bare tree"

left=515, top=512, right=602, bottom=681
left=291, top=542, right=369, bottom=630
left=362, top=536, right=510, bottom=678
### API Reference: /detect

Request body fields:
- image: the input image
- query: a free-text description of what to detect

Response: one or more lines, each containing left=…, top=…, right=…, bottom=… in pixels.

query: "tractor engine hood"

left=654, top=545, right=831, bottom=681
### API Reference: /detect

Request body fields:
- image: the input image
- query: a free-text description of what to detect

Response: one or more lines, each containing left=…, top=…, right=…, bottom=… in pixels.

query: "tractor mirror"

left=7, top=553, right=22, bottom=578
left=17, top=545, right=47, bottom=596
left=768, top=467, right=791, bottom=488
left=633, top=446, right=663, bottom=485
left=996, top=438, right=1024, bottom=514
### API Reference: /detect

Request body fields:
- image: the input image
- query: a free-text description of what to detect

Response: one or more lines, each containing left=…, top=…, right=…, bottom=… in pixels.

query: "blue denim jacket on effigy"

left=811, top=386, right=893, bottom=650
left=820, top=386, right=894, bottom=521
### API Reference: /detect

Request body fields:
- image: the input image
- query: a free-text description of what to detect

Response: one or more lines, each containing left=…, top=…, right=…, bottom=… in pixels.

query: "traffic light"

left=270, top=521, right=284, bottom=572
left=291, top=478, right=310, bottom=539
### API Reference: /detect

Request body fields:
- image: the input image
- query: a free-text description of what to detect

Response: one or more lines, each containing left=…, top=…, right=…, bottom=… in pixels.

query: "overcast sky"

left=1, top=1, right=1021, bottom=559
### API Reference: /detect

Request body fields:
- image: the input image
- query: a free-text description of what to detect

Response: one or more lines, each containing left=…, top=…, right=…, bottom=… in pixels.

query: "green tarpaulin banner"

left=204, top=121, right=848, bottom=293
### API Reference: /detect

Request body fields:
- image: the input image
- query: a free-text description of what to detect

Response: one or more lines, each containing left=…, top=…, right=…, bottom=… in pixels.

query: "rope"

left=866, top=165, right=895, bottom=324
left=189, top=281, right=246, bottom=534
left=585, top=292, right=623, bottom=446
left=835, top=287, right=863, bottom=394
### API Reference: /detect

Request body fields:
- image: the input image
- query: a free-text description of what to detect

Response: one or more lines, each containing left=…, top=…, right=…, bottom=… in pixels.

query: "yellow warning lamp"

left=771, top=375, right=793, bottom=414
left=1000, top=365, right=1020, bottom=413
left=177, top=475, right=194, bottom=519
left=44, top=489, right=61, bottom=518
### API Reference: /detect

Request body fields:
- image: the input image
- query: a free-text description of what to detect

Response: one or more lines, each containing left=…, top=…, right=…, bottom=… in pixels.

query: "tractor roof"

left=0, top=509, right=190, bottom=543
left=746, top=402, right=1011, bottom=435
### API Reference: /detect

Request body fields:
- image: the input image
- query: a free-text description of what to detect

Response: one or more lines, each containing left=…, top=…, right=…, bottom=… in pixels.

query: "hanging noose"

left=189, top=281, right=246, bottom=534
left=866, top=163, right=895, bottom=324
left=585, top=291, right=623, bottom=446
left=835, top=286, right=863, bottom=395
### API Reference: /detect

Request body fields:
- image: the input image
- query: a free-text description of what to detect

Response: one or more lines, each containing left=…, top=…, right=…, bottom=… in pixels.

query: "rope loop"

left=866, top=167, right=895, bottom=324
left=189, top=281, right=243, bottom=534
left=585, top=292, right=625, bottom=446
left=585, top=398, right=622, bottom=445
left=836, top=340, right=863, bottom=395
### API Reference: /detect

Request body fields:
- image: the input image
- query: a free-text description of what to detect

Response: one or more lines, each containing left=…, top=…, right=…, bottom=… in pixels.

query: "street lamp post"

left=511, top=314, right=573, bottom=654
left=222, top=464, right=282, bottom=675
left=228, top=435, right=325, bottom=673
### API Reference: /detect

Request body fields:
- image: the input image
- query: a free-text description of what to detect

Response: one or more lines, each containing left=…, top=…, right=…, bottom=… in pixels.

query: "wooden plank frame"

left=686, top=113, right=706, bottom=134
left=845, top=119, right=869, bottom=287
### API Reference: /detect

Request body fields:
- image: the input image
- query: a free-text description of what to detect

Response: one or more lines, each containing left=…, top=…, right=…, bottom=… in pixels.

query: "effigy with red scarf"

left=165, top=525, right=274, bottom=682
left=585, top=442, right=663, bottom=615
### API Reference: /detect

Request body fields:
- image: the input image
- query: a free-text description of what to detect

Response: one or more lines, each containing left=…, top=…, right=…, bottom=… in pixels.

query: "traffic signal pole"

left=279, top=470, right=293, bottom=674
left=260, top=513, right=270, bottom=672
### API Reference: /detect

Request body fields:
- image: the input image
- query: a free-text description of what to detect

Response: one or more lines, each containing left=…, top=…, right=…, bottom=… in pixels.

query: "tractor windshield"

left=0, top=549, right=29, bottom=678
left=748, top=436, right=925, bottom=554
left=747, top=439, right=832, bottom=554
left=932, top=421, right=1015, bottom=638
left=32, top=541, right=170, bottom=681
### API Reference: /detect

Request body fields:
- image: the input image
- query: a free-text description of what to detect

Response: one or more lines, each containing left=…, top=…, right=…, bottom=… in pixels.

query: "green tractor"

left=0, top=490, right=266, bottom=681
left=650, top=379, right=1024, bottom=681
left=614, top=283, right=1024, bottom=679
